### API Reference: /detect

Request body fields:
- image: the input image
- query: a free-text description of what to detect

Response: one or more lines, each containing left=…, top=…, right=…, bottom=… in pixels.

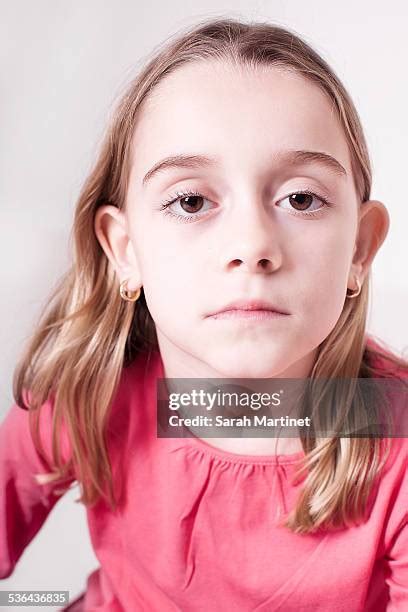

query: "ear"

left=94, top=204, right=142, bottom=291
left=348, top=200, right=390, bottom=288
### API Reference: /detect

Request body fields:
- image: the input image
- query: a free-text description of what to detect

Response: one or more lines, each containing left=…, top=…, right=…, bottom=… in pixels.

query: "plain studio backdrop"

left=0, top=0, right=407, bottom=608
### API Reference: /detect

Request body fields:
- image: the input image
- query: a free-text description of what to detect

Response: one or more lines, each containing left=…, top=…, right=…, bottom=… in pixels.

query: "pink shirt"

left=1, top=341, right=407, bottom=611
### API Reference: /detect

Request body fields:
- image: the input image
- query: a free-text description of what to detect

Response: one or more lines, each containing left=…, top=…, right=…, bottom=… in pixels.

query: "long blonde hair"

left=13, top=17, right=408, bottom=534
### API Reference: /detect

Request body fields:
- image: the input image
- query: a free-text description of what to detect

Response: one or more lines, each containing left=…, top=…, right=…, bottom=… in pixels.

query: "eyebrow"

left=141, top=149, right=348, bottom=186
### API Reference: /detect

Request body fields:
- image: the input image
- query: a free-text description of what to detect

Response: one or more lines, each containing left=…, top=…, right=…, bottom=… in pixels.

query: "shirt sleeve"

left=385, top=514, right=408, bottom=610
left=384, top=436, right=408, bottom=611
left=0, top=399, right=75, bottom=579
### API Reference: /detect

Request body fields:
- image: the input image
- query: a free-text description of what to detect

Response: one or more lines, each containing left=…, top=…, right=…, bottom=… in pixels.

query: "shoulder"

left=364, top=334, right=408, bottom=433
left=106, top=348, right=161, bottom=444
left=365, top=335, right=408, bottom=379
left=1, top=393, right=69, bottom=466
left=112, top=348, right=161, bottom=409
left=0, top=393, right=75, bottom=494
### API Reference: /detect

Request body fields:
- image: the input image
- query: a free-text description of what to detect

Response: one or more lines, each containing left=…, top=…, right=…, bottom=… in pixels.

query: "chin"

left=210, top=353, right=286, bottom=379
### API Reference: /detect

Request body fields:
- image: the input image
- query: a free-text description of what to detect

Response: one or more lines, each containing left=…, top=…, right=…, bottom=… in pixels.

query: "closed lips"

left=208, top=300, right=289, bottom=316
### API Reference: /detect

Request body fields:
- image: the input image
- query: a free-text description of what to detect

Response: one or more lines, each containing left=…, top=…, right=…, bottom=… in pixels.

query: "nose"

left=218, top=204, right=282, bottom=274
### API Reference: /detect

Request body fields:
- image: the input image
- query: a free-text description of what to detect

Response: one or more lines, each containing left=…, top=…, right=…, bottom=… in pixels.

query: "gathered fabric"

left=1, top=344, right=407, bottom=611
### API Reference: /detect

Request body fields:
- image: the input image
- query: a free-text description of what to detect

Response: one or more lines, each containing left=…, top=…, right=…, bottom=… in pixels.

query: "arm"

left=384, top=435, right=408, bottom=611
left=385, top=514, right=408, bottom=611
left=0, top=400, right=75, bottom=578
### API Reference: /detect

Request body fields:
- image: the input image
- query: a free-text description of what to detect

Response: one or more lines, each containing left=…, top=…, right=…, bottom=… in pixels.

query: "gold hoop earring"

left=120, top=279, right=141, bottom=302
left=346, top=276, right=361, bottom=299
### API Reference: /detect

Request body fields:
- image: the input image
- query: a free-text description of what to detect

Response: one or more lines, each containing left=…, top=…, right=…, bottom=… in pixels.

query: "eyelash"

left=158, top=187, right=333, bottom=223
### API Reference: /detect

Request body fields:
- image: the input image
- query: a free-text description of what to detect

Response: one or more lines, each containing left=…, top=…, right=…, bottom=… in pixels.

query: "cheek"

left=137, top=242, right=200, bottom=324
left=295, top=230, right=353, bottom=325
left=297, top=217, right=355, bottom=277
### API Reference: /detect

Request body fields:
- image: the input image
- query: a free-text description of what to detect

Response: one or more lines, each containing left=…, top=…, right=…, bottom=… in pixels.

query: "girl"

left=1, top=16, right=407, bottom=612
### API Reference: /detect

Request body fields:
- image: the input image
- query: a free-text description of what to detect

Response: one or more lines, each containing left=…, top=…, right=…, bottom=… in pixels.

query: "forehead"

left=130, top=61, right=353, bottom=180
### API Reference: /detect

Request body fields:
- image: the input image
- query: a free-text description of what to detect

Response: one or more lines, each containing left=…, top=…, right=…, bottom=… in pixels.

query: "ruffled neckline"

left=185, top=433, right=305, bottom=465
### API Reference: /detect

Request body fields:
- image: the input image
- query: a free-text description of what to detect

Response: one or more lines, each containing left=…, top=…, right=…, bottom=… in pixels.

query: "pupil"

left=181, top=195, right=203, bottom=212
left=289, top=193, right=312, bottom=210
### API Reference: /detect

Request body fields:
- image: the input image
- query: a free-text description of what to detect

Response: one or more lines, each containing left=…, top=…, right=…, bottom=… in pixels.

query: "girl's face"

left=95, top=61, right=388, bottom=378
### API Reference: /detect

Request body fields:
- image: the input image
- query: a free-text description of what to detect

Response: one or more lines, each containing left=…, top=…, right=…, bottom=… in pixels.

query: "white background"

left=1, top=0, right=407, bottom=608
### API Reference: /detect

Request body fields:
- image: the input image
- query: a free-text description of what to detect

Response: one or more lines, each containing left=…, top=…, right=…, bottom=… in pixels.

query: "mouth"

left=206, top=300, right=290, bottom=320
left=208, top=309, right=288, bottom=321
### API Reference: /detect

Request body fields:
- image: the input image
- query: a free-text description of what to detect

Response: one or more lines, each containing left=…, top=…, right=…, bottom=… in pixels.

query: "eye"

left=159, top=189, right=214, bottom=222
left=277, top=190, right=331, bottom=217
left=158, top=187, right=333, bottom=223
